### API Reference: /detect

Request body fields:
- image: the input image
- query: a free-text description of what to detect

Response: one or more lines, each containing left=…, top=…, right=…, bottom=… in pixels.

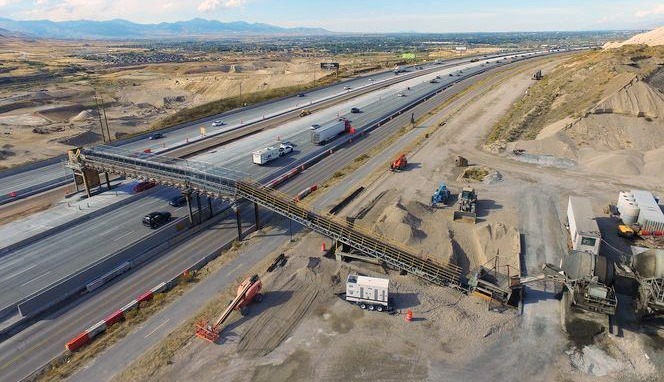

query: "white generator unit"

left=345, top=274, right=390, bottom=311
left=567, top=196, right=601, bottom=256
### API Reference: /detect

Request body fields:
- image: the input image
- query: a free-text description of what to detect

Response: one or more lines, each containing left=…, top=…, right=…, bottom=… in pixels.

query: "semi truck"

left=567, top=196, right=601, bottom=256
left=252, top=147, right=280, bottom=165
left=345, top=274, right=391, bottom=312
left=310, top=119, right=350, bottom=145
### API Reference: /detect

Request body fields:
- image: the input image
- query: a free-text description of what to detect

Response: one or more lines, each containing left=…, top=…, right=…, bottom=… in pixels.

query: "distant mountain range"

left=0, top=17, right=331, bottom=39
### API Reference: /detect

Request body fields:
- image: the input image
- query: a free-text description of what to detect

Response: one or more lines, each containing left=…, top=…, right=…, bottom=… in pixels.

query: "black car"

left=169, top=195, right=186, bottom=207
left=149, top=133, right=164, bottom=140
left=297, top=93, right=306, bottom=97
left=350, top=107, right=360, bottom=113
left=143, top=211, right=171, bottom=228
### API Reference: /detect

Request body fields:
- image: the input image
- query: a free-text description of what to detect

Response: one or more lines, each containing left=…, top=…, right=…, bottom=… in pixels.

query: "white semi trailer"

left=310, top=119, right=349, bottom=145
left=345, top=274, right=391, bottom=312
left=567, top=196, right=601, bottom=256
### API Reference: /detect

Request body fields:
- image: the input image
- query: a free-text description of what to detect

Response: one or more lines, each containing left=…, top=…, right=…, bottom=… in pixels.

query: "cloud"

left=198, top=0, right=245, bottom=12
left=635, top=4, right=664, bottom=17
left=0, top=0, right=19, bottom=6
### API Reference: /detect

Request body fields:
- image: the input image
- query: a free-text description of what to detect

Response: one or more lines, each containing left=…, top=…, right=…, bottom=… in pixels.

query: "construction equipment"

left=299, top=109, right=311, bottom=117
left=431, top=182, right=450, bottom=208
left=618, top=224, right=636, bottom=238
left=345, top=274, right=392, bottom=312
left=455, top=156, right=468, bottom=167
left=195, top=274, right=263, bottom=343
left=453, top=186, right=477, bottom=223
left=389, top=154, right=407, bottom=171
left=532, top=70, right=543, bottom=80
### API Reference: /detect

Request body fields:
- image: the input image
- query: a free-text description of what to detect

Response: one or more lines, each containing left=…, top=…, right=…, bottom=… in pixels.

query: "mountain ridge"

left=0, top=17, right=332, bottom=39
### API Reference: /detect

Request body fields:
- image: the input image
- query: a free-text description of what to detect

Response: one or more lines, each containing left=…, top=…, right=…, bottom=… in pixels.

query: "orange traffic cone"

left=405, top=309, right=413, bottom=322
left=321, top=242, right=326, bottom=253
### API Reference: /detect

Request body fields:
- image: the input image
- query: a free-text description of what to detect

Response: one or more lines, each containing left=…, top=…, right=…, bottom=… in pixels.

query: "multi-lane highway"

left=0, top=51, right=532, bottom=204
left=0, top=51, right=551, bottom=321
left=0, top=51, right=572, bottom=382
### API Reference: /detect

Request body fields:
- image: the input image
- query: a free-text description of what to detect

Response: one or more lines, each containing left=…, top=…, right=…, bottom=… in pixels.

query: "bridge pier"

left=208, top=197, right=213, bottom=219
left=234, top=205, right=243, bottom=241
left=105, top=172, right=111, bottom=190
left=184, top=190, right=194, bottom=226
left=196, top=193, right=202, bottom=225
left=254, top=202, right=260, bottom=230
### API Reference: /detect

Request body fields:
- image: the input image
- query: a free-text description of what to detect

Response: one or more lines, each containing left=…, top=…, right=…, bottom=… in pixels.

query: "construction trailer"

left=567, top=196, right=601, bottom=256
left=345, top=274, right=392, bottom=312
left=195, top=275, right=263, bottom=343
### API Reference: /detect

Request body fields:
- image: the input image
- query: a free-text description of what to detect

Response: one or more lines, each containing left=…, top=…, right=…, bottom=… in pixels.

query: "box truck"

left=310, top=119, right=349, bottom=145
left=567, top=196, right=601, bottom=256
left=345, top=274, right=391, bottom=312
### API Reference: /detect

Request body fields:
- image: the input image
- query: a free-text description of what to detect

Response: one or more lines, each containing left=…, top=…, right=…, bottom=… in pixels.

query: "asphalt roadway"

left=0, top=53, right=505, bottom=203
left=0, top=52, right=537, bottom=322
left=0, top=53, right=564, bottom=382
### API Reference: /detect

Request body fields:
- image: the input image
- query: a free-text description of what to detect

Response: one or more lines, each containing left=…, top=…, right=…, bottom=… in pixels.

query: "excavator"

left=195, top=274, right=263, bottom=343
left=389, top=154, right=407, bottom=171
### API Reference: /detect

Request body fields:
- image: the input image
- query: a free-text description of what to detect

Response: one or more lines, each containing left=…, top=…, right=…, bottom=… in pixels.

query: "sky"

left=0, top=0, right=663, bottom=32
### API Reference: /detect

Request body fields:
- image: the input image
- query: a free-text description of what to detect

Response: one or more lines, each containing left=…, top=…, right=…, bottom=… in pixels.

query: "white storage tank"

left=621, top=202, right=640, bottom=225
left=632, top=190, right=664, bottom=234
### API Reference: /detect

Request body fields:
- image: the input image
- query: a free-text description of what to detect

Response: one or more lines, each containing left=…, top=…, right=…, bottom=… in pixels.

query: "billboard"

left=320, top=62, right=339, bottom=70
left=455, top=46, right=467, bottom=51
left=401, top=53, right=415, bottom=60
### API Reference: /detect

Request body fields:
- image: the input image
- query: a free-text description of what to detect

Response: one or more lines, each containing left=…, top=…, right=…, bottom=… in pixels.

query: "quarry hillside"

left=486, top=45, right=664, bottom=179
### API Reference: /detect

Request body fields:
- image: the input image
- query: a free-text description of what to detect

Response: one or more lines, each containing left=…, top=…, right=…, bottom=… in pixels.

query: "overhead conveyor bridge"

left=67, top=146, right=462, bottom=288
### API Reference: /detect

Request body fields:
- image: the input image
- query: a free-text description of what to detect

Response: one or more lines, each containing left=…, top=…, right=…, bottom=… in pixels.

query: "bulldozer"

left=389, top=154, right=407, bottom=171
left=453, top=186, right=477, bottom=223
left=431, top=182, right=450, bottom=208
left=299, top=109, right=311, bottom=117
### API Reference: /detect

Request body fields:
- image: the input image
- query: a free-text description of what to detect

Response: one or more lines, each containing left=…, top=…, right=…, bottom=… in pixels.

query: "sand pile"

left=69, top=109, right=96, bottom=122
left=604, top=26, right=664, bottom=49
left=592, top=76, right=664, bottom=119
left=370, top=200, right=454, bottom=264
left=472, top=222, right=521, bottom=271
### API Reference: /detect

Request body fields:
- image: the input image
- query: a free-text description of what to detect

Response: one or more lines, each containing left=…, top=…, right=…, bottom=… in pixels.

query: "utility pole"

left=99, top=93, right=111, bottom=142
left=93, top=93, right=106, bottom=143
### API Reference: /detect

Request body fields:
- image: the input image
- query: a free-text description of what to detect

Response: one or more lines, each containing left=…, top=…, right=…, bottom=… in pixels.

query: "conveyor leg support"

left=185, top=192, right=194, bottom=226
left=235, top=205, right=243, bottom=241
left=208, top=197, right=213, bottom=219
left=196, top=193, right=202, bottom=225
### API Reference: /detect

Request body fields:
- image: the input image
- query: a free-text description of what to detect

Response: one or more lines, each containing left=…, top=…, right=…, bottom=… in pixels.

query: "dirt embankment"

left=603, top=26, right=664, bottom=49
left=486, top=45, right=664, bottom=179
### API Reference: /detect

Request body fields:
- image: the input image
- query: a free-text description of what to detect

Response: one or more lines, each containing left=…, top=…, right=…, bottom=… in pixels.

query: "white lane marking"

left=144, top=318, right=170, bottom=339
left=225, top=263, right=242, bottom=277
left=20, top=271, right=51, bottom=287
left=113, top=231, right=134, bottom=242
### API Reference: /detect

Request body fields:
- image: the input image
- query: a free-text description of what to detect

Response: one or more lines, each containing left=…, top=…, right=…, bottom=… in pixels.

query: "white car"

left=344, top=86, right=351, bottom=90
left=212, top=120, right=224, bottom=127
left=279, top=144, right=293, bottom=156
left=397, top=92, right=406, bottom=97
left=368, top=78, right=373, bottom=82
left=310, top=124, right=321, bottom=130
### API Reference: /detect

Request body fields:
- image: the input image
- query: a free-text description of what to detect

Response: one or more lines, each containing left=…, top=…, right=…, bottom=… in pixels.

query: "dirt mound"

left=473, top=222, right=521, bottom=270
left=592, top=77, right=664, bottom=119
left=56, top=130, right=102, bottom=146
left=604, top=26, right=664, bottom=49
left=69, top=109, right=96, bottom=122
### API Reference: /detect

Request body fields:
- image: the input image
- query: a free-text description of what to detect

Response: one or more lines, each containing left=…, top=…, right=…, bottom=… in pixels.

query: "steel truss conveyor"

left=67, top=146, right=461, bottom=288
